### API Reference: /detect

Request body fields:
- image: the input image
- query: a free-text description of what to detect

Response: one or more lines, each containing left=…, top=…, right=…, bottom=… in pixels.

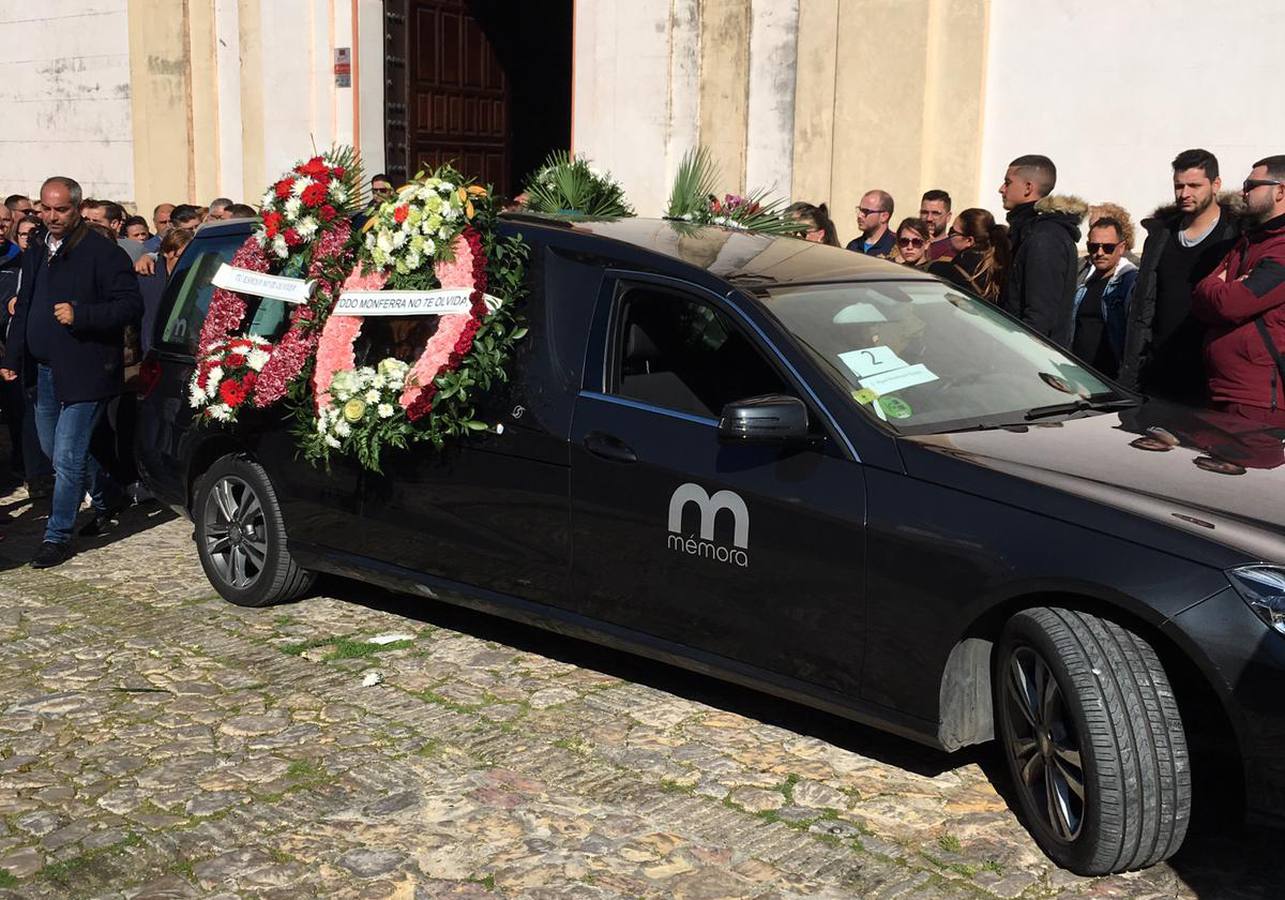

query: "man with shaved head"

left=998, top=154, right=1085, bottom=346
left=846, top=189, right=896, bottom=257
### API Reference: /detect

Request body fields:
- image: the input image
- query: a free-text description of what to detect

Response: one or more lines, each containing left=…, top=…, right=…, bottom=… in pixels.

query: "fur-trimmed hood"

left=1034, top=194, right=1090, bottom=220
left=1146, top=191, right=1246, bottom=225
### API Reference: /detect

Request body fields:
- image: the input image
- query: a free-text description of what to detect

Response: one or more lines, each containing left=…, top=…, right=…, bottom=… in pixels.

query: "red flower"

left=225, top=352, right=247, bottom=368
left=219, top=379, right=248, bottom=407
left=318, top=204, right=337, bottom=223
left=393, top=205, right=409, bottom=224
left=301, top=182, right=329, bottom=208
left=333, top=166, right=346, bottom=178
left=275, top=178, right=295, bottom=199
left=283, top=228, right=303, bottom=248
left=262, top=211, right=283, bottom=238
left=242, top=371, right=258, bottom=392
left=299, top=156, right=328, bottom=178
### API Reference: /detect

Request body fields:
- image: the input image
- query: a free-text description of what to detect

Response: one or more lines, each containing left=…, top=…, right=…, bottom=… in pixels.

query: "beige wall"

left=127, top=0, right=193, bottom=221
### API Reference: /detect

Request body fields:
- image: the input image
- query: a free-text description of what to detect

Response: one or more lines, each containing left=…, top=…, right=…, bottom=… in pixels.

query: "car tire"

left=995, top=607, right=1190, bottom=875
left=193, top=454, right=314, bottom=607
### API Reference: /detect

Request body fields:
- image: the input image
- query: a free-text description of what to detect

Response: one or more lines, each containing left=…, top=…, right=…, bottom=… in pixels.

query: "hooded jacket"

left=1072, top=256, right=1137, bottom=364
left=999, top=195, right=1086, bottom=347
left=1117, top=194, right=1243, bottom=393
left=1192, top=212, right=1285, bottom=412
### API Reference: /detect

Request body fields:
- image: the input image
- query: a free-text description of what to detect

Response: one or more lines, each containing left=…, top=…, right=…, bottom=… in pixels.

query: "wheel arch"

left=184, top=435, right=251, bottom=512
left=938, top=590, right=1243, bottom=813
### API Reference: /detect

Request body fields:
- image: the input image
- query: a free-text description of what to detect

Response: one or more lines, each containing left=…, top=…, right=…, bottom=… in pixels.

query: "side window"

left=158, top=235, right=295, bottom=355
left=611, top=285, right=791, bottom=419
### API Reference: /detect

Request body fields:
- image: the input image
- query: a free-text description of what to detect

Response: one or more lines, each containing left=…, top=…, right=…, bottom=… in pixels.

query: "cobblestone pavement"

left=0, top=487, right=1277, bottom=898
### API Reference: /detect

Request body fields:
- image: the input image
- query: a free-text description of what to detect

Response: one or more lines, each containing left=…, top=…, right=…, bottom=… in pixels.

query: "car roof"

left=499, top=214, right=936, bottom=288
left=193, top=215, right=935, bottom=290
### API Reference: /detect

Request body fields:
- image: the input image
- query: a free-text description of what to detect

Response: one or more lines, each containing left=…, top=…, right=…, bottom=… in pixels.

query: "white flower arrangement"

left=362, top=174, right=470, bottom=275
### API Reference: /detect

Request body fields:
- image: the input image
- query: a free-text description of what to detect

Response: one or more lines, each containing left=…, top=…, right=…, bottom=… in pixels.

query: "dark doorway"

left=383, top=0, right=573, bottom=198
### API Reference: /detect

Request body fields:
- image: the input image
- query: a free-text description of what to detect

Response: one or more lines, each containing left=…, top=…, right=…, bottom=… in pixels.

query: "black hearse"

left=136, top=216, right=1285, bottom=875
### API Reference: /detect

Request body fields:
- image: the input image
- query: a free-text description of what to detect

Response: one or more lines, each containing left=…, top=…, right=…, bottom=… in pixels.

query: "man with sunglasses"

left=1071, top=217, right=1137, bottom=379
left=1119, top=149, right=1242, bottom=402
left=1192, top=155, right=1285, bottom=426
left=845, top=190, right=896, bottom=257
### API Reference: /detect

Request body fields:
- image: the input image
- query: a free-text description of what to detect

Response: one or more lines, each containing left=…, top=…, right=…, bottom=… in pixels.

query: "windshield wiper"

left=1023, top=396, right=1139, bottom=421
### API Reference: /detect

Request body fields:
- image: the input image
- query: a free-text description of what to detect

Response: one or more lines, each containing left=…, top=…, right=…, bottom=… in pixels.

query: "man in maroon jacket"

left=1192, top=155, right=1285, bottom=426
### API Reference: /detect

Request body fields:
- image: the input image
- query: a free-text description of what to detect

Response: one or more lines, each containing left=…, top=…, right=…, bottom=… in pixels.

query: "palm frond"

left=665, top=146, right=719, bottom=220
left=520, top=151, right=634, bottom=218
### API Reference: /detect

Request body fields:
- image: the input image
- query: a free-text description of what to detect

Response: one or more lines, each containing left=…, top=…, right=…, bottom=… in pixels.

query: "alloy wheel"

left=1002, top=646, right=1087, bottom=843
left=203, top=475, right=268, bottom=590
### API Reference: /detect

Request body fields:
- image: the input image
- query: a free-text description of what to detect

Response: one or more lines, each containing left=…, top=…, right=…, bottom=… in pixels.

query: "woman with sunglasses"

left=891, top=217, right=932, bottom=269
left=928, top=208, right=1011, bottom=304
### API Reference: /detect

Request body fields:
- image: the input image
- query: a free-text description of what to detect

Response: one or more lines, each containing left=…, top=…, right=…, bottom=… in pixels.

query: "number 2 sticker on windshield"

left=839, top=346, right=907, bottom=379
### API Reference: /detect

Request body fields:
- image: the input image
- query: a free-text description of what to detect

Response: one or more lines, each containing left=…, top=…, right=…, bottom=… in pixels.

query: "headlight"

left=1228, top=566, right=1285, bottom=636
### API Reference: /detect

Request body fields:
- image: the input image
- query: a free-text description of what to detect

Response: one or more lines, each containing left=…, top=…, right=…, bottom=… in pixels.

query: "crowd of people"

left=788, top=148, right=1285, bottom=430
left=0, top=152, right=1283, bottom=568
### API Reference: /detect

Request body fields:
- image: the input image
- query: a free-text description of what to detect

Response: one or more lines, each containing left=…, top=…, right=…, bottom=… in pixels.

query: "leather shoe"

left=31, top=541, right=72, bottom=569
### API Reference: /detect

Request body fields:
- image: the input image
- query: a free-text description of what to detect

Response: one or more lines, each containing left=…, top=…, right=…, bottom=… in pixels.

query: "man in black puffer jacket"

left=998, top=155, right=1086, bottom=347
left=1118, top=149, right=1242, bottom=403
left=0, top=177, right=142, bottom=568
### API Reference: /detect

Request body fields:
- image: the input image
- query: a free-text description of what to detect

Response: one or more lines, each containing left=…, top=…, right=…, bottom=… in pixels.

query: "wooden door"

left=385, top=0, right=510, bottom=194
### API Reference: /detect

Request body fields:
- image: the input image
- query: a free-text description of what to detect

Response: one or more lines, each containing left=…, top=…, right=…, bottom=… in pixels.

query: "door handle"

left=583, top=431, right=637, bottom=463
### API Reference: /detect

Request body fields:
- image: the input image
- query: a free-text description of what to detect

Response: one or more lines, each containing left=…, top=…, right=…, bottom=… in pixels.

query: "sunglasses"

left=1086, top=242, right=1120, bottom=254
left=857, top=207, right=886, bottom=216
left=898, top=237, right=925, bottom=248
left=1243, top=179, right=1282, bottom=192
left=948, top=229, right=968, bottom=239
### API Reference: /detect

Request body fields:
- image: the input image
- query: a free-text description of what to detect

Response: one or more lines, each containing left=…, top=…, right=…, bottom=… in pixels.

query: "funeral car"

left=135, top=215, right=1285, bottom=876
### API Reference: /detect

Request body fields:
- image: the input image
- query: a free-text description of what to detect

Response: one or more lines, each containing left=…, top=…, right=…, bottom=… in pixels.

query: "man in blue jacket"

left=0, top=177, right=143, bottom=568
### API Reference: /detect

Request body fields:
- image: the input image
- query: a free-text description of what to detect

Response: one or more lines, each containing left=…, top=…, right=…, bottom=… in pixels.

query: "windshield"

left=759, top=280, right=1121, bottom=433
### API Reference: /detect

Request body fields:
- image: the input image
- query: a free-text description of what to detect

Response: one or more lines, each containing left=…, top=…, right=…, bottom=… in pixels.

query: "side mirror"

left=718, top=394, right=811, bottom=443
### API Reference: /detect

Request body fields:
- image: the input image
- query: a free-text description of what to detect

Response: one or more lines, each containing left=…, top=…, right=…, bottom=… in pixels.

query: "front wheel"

left=995, top=607, right=1190, bottom=875
left=193, top=454, right=314, bottom=607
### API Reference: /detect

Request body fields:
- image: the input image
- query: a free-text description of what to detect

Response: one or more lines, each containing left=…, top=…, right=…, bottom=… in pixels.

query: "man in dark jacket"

left=1118, top=149, right=1241, bottom=402
left=1192, top=155, right=1285, bottom=427
left=0, top=212, right=23, bottom=484
left=997, top=155, right=1084, bottom=346
left=0, top=177, right=143, bottom=567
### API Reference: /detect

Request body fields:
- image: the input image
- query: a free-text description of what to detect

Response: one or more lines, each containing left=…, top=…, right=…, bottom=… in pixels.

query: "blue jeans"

left=33, top=364, right=120, bottom=544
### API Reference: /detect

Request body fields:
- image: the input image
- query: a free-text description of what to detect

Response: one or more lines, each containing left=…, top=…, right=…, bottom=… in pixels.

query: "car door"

left=569, top=274, right=869, bottom=696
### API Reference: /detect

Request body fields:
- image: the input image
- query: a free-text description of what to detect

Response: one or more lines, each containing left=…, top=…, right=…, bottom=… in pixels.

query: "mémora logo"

left=666, top=482, right=749, bottom=568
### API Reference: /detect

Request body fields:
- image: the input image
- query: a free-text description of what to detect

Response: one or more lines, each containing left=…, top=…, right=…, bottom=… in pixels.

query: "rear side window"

left=157, top=234, right=295, bottom=355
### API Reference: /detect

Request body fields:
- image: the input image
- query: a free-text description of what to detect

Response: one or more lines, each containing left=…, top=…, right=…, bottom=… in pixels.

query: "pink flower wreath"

left=196, top=219, right=354, bottom=411
left=311, top=226, right=489, bottom=422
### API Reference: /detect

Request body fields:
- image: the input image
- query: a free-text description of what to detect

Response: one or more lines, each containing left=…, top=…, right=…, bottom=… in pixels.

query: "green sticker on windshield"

left=878, top=396, right=913, bottom=419
left=852, top=388, right=878, bottom=405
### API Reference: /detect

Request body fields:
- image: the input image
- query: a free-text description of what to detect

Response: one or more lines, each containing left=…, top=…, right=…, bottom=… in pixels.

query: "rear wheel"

left=996, top=607, right=1190, bottom=874
left=193, top=455, right=314, bottom=607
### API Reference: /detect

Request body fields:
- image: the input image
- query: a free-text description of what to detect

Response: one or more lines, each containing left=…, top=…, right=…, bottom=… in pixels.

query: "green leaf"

left=464, top=420, right=488, bottom=431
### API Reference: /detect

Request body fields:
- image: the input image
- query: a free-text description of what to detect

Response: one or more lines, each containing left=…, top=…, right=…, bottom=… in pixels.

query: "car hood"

left=898, top=400, right=1285, bottom=566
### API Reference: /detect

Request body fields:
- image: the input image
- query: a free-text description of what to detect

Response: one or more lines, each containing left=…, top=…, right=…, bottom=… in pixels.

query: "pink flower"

left=434, top=234, right=475, bottom=289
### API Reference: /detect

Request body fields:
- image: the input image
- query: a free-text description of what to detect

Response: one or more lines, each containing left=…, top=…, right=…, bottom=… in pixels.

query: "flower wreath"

left=299, top=166, right=528, bottom=473
left=190, top=148, right=362, bottom=421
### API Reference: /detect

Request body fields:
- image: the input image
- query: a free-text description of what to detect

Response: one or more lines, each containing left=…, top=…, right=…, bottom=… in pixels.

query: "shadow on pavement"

left=318, top=574, right=1282, bottom=898
left=0, top=492, right=178, bottom=571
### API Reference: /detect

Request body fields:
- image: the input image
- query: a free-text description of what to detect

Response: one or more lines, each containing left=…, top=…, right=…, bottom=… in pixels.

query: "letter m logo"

left=667, top=483, right=749, bottom=549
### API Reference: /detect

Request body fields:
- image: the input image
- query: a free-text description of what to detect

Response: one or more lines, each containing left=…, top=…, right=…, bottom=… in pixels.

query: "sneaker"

left=31, top=541, right=72, bottom=569
left=78, top=508, right=123, bottom=538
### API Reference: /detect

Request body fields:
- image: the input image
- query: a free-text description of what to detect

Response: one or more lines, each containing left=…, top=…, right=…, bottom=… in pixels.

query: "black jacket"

left=999, top=196, right=1086, bottom=346
left=0, top=241, right=20, bottom=339
left=2, top=222, right=144, bottom=404
left=1117, top=195, right=1243, bottom=392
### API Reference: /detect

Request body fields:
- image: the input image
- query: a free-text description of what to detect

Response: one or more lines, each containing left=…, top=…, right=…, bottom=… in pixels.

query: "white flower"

left=329, top=183, right=347, bottom=203
left=247, top=348, right=270, bottom=370
left=365, top=232, right=376, bottom=249
left=208, top=403, right=231, bottom=422
left=404, top=251, right=421, bottom=272
left=440, top=181, right=455, bottom=193
left=391, top=230, right=406, bottom=249
left=325, top=435, right=341, bottom=448
left=291, top=178, right=307, bottom=197
left=377, top=403, right=394, bottom=419
left=422, top=238, right=435, bottom=256
left=205, top=366, right=223, bottom=398
left=261, top=190, right=275, bottom=208
left=284, top=197, right=303, bottom=220
left=334, top=420, right=351, bottom=438
left=315, top=417, right=327, bottom=434
left=189, top=384, right=206, bottom=408
left=295, top=217, right=318, bottom=239
left=272, top=235, right=288, bottom=258
left=364, top=390, right=380, bottom=404
left=376, top=229, right=394, bottom=254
